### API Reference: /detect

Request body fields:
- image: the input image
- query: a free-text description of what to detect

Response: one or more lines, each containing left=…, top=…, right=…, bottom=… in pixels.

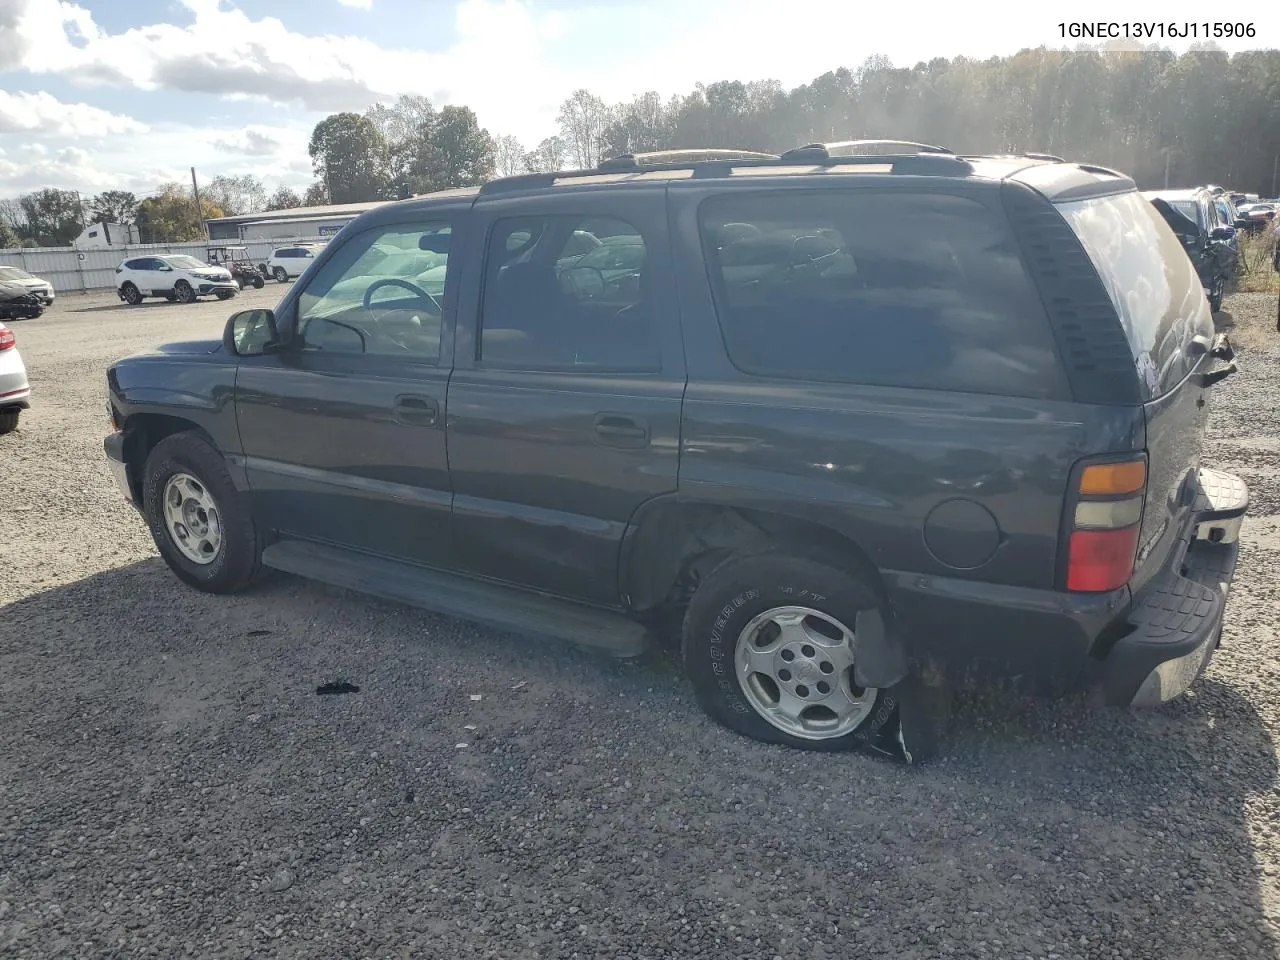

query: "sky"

left=0, top=0, right=1276, bottom=200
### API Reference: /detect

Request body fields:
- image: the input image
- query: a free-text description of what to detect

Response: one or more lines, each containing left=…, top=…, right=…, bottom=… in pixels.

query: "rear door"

left=1057, top=190, right=1219, bottom=590
left=445, top=186, right=686, bottom=606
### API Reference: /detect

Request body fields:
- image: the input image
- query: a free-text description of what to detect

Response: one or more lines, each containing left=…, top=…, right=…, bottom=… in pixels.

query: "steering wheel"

left=363, top=277, right=442, bottom=314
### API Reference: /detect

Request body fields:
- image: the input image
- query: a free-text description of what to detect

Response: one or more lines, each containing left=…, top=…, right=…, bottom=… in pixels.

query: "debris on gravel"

left=1, top=289, right=1279, bottom=958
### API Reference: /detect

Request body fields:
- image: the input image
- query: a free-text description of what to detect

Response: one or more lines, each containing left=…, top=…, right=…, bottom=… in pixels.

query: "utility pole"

left=1163, top=149, right=1171, bottom=189
left=190, top=166, right=203, bottom=239
left=1272, top=153, right=1277, bottom=198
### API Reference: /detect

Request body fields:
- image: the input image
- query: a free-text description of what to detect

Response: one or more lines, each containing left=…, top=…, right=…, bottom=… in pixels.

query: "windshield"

left=164, top=255, right=209, bottom=269
left=0, top=266, right=33, bottom=281
left=1169, top=200, right=1198, bottom=223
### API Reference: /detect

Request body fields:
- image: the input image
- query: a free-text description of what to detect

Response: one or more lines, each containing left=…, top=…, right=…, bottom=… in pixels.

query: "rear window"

left=1057, top=191, right=1213, bottom=399
left=699, top=189, right=1068, bottom=399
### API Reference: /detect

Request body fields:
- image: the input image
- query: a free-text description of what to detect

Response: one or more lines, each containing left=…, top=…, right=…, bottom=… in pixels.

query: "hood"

left=0, top=278, right=39, bottom=302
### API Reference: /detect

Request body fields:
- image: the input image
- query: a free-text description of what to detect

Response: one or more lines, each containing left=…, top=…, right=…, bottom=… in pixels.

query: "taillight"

left=1065, top=456, right=1147, bottom=592
left=0, top=328, right=14, bottom=351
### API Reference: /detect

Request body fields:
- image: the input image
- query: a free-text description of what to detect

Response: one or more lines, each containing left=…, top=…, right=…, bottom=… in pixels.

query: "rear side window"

left=1057, top=191, right=1213, bottom=399
left=698, top=190, right=1067, bottom=399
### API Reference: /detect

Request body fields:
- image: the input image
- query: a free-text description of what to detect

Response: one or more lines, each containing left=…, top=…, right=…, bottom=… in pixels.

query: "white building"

left=73, top=221, right=141, bottom=249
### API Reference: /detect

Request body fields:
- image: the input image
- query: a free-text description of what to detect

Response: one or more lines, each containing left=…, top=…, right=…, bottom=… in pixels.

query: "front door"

left=446, top=189, right=686, bottom=607
left=233, top=213, right=459, bottom=567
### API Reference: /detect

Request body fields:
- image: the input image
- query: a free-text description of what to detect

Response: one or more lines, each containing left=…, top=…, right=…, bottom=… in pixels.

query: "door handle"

left=394, top=394, right=438, bottom=426
left=593, top=414, right=648, bottom=444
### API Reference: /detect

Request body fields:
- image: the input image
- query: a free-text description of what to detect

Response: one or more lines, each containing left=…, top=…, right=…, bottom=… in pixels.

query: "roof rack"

left=477, top=148, right=975, bottom=196
left=780, top=139, right=953, bottom=160
left=598, top=148, right=778, bottom=171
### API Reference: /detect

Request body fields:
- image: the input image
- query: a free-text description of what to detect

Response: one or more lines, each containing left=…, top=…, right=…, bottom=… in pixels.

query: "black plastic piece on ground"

left=316, top=681, right=360, bottom=696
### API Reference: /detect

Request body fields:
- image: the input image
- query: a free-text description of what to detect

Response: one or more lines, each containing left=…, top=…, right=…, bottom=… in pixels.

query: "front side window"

left=698, top=189, right=1067, bottom=398
left=295, top=221, right=449, bottom=362
left=479, top=215, right=659, bottom=372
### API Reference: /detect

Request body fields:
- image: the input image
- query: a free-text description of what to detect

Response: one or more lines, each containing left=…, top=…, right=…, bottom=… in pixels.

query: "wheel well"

left=622, top=502, right=886, bottom=616
left=121, top=414, right=211, bottom=497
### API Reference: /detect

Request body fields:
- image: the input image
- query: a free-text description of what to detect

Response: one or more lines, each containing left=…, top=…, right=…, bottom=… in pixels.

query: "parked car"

left=266, top=245, right=324, bottom=283
left=116, top=255, right=238, bottom=305
left=1236, top=202, right=1277, bottom=233
left=0, top=265, right=54, bottom=307
left=1142, top=188, right=1236, bottom=310
left=0, top=320, right=30, bottom=434
left=103, top=144, right=1247, bottom=760
left=0, top=274, right=46, bottom=322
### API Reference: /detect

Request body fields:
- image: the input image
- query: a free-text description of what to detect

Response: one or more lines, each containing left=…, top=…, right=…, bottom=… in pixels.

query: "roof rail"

left=598, top=148, right=778, bottom=170
left=1022, top=152, right=1065, bottom=162
left=781, top=139, right=953, bottom=160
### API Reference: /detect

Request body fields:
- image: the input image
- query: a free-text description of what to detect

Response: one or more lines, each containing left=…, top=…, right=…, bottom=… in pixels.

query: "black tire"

left=141, top=431, right=264, bottom=594
left=121, top=282, right=143, bottom=305
left=682, top=551, right=898, bottom=753
left=253, top=276, right=265, bottom=289
left=273, top=267, right=288, bottom=283
left=216, top=290, right=236, bottom=301
left=0, top=410, right=18, bottom=435
left=175, top=280, right=196, bottom=304
left=1208, top=277, right=1225, bottom=313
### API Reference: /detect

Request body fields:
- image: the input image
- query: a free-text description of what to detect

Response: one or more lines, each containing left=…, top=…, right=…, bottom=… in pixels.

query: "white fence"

left=0, top=236, right=329, bottom=294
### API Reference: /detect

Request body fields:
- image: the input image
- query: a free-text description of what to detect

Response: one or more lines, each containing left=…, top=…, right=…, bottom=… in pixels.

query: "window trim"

left=474, top=212, right=662, bottom=376
left=695, top=187, right=1070, bottom=400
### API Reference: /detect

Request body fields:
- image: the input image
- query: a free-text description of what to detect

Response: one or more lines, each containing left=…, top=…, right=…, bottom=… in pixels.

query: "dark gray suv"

left=103, top=142, right=1247, bottom=760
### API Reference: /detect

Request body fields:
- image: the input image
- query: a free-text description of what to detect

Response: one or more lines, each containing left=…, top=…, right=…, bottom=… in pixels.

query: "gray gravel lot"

left=2, top=288, right=1280, bottom=959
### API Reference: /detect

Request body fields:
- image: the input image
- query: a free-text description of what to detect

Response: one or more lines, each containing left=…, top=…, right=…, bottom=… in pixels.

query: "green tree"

left=556, top=89, right=611, bottom=168
left=308, top=113, right=392, bottom=203
left=18, top=189, right=84, bottom=246
left=89, top=190, right=138, bottom=224
left=135, top=184, right=224, bottom=242
left=302, top=182, right=328, bottom=206
left=407, top=105, right=494, bottom=191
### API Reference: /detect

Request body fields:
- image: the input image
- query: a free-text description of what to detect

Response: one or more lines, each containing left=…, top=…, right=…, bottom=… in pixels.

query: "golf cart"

left=206, top=246, right=265, bottom=289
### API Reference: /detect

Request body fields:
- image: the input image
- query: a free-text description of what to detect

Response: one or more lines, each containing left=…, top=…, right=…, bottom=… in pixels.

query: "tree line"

left=3, top=45, right=1278, bottom=247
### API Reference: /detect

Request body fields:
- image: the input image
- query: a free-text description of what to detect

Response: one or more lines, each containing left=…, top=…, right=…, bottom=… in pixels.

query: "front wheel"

left=121, top=282, right=143, bottom=305
left=216, top=290, right=236, bottom=301
left=682, top=552, right=899, bottom=753
left=141, top=432, right=264, bottom=593
left=0, top=410, right=18, bottom=435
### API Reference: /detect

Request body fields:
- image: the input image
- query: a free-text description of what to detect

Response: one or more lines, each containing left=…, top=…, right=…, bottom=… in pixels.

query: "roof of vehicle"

left=1142, top=188, right=1210, bottom=201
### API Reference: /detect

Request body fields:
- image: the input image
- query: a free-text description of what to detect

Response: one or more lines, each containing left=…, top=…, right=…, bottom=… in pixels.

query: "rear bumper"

left=887, top=467, right=1247, bottom=704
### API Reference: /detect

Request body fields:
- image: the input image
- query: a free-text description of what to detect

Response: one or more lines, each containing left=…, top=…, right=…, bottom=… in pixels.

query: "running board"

left=260, top=539, right=649, bottom=658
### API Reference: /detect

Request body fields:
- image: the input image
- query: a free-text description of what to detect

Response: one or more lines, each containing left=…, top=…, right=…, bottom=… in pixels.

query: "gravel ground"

left=2, top=289, right=1280, bottom=959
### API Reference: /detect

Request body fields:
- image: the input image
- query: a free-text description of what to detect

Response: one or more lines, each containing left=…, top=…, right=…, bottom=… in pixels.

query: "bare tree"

left=556, top=90, right=612, bottom=169
left=494, top=135, right=526, bottom=178
left=523, top=136, right=567, bottom=173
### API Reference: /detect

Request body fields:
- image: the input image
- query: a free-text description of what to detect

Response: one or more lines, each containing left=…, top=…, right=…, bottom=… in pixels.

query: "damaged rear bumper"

left=1093, top=467, right=1247, bottom=707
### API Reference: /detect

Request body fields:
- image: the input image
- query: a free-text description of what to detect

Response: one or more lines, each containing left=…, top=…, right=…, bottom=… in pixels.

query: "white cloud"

left=0, top=90, right=146, bottom=137
left=336, top=0, right=373, bottom=8
left=212, top=127, right=282, bottom=156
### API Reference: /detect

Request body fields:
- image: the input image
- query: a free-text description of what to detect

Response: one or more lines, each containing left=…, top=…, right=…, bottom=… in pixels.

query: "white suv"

left=267, top=244, right=323, bottom=282
left=115, top=255, right=238, bottom=305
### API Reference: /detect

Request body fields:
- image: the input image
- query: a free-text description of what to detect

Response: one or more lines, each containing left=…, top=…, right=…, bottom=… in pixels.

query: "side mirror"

left=1210, top=226, right=1235, bottom=242
left=225, top=308, right=280, bottom=357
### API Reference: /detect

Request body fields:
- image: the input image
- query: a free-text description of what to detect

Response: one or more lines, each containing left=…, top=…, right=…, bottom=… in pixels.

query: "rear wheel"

left=682, top=552, right=899, bottom=752
left=253, top=276, right=265, bottom=289
left=121, top=282, right=143, bottom=305
left=0, top=410, right=19, bottom=435
left=273, top=267, right=288, bottom=283
left=141, top=431, right=264, bottom=593
left=174, top=280, right=196, bottom=304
